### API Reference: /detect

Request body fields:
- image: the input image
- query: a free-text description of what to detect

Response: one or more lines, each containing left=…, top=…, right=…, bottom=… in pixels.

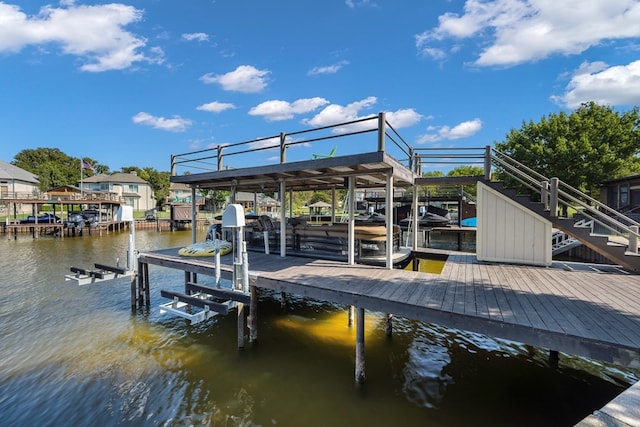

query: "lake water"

left=0, top=227, right=637, bottom=426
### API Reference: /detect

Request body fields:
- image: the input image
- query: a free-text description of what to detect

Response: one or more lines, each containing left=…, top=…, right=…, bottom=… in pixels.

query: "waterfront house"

left=0, top=159, right=40, bottom=214
left=600, top=174, right=640, bottom=212
left=234, top=191, right=280, bottom=216
left=169, top=182, right=194, bottom=203
left=81, top=171, right=155, bottom=212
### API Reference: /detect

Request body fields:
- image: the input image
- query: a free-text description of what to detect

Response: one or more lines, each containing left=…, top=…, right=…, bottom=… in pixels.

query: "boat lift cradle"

left=158, top=204, right=251, bottom=324
left=65, top=206, right=136, bottom=286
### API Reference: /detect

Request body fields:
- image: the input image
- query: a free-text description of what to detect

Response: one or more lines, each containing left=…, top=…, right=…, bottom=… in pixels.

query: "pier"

left=134, top=247, right=640, bottom=424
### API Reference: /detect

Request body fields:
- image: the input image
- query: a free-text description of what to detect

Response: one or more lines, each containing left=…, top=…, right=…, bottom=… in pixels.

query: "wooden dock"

left=136, top=248, right=640, bottom=424
left=139, top=248, right=640, bottom=367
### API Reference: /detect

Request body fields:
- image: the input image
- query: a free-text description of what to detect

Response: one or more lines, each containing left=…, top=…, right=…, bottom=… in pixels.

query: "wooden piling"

left=355, top=307, right=365, bottom=384
left=143, top=262, right=150, bottom=306
left=385, top=313, right=393, bottom=337
left=549, top=350, right=559, bottom=369
left=237, top=302, right=246, bottom=349
left=135, top=259, right=144, bottom=306
left=249, top=286, right=258, bottom=343
left=130, top=271, right=137, bottom=308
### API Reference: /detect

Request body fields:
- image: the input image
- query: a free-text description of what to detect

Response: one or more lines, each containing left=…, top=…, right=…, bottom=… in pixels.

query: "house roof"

left=0, top=160, right=39, bottom=184
left=82, top=172, right=149, bottom=184
left=600, top=174, right=640, bottom=186
left=170, top=182, right=191, bottom=191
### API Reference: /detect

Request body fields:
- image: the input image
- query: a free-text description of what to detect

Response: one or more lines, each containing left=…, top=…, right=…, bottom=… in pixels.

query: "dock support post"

left=348, top=305, right=355, bottom=327
left=549, top=350, right=559, bottom=369
left=385, top=313, right=393, bottom=337
left=137, top=260, right=145, bottom=306
left=143, top=262, right=150, bottom=306
left=249, top=286, right=258, bottom=343
left=238, top=302, right=246, bottom=349
left=130, top=271, right=137, bottom=308
left=280, top=291, right=287, bottom=308
left=355, top=307, right=365, bottom=384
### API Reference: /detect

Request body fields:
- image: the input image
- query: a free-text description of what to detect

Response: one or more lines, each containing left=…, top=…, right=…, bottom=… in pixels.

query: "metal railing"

left=489, top=147, right=640, bottom=248
left=413, top=145, right=640, bottom=249
left=170, top=112, right=417, bottom=175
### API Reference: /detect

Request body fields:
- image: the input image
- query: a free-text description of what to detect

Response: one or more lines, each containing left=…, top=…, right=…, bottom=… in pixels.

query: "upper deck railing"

left=170, top=112, right=417, bottom=175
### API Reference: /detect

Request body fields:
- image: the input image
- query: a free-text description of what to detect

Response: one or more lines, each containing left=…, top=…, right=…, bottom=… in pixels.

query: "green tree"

left=495, top=102, right=640, bottom=197
left=12, top=148, right=100, bottom=191
left=309, top=191, right=331, bottom=204
left=448, top=166, right=484, bottom=197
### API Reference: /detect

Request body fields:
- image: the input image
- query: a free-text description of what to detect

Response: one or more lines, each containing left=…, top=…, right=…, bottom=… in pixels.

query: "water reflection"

left=0, top=229, right=637, bottom=426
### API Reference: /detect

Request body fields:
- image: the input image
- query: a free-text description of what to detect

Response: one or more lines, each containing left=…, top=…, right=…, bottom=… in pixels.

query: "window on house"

left=128, top=184, right=138, bottom=192
left=620, top=184, right=629, bottom=208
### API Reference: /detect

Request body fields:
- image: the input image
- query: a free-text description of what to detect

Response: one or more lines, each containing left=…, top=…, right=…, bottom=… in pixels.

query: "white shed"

left=476, top=181, right=552, bottom=267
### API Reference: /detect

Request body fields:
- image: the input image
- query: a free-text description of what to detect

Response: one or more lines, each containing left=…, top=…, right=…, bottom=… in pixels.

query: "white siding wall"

left=477, top=181, right=552, bottom=267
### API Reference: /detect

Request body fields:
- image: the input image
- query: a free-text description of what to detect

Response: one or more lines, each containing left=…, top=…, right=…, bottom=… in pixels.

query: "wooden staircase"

left=483, top=180, right=640, bottom=272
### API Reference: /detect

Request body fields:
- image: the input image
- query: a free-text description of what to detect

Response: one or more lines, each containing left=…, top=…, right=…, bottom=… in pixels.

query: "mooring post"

left=281, top=291, right=287, bottom=309
left=249, top=285, right=258, bottom=343
left=355, top=307, right=365, bottom=384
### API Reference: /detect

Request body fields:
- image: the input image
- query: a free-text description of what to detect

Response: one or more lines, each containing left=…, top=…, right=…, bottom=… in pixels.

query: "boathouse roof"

left=169, top=114, right=419, bottom=193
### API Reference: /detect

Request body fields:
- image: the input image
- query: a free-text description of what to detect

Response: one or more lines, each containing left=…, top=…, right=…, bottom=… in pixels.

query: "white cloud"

left=345, top=0, right=378, bottom=8
left=416, top=0, right=640, bottom=67
left=182, top=32, right=209, bottom=42
left=249, top=136, right=281, bottom=151
left=249, top=97, right=330, bottom=121
left=417, top=119, right=482, bottom=144
left=304, top=97, right=378, bottom=128
left=308, top=60, right=349, bottom=75
left=196, top=101, right=236, bottom=113
left=303, top=98, right=422, bottom=134
left=0, top=2, right=162, bottom=72
left=200, top=65, right=270, bottom=93
left=132, top=112, right=192, bottom=132
left=552, top=60, right=640, bottom=108
left=386, top=109, right=423, bottom=129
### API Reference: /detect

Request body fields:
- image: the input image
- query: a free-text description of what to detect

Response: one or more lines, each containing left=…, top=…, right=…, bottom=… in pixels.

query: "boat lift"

left=159, top=204, right=251, bottom=325
left=65, top=206, right=136, bottom=286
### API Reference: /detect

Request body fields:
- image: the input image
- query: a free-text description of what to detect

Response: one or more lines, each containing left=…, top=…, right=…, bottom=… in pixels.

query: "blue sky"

left=2, top=0, right=639, bottom=174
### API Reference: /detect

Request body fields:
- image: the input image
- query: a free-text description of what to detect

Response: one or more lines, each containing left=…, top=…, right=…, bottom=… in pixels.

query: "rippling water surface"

left=0, top=228, right=637, bottom=426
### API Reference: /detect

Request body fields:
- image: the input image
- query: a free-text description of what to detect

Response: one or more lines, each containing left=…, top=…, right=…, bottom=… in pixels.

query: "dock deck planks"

left=138, top=248, right=640, bottom=425
left=139, top=248, right=640, bottom=368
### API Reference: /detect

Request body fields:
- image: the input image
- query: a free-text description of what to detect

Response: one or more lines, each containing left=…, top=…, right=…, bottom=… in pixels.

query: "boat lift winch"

left=158, top=204, right=251, bottom=324
left=65, top=206, right=136, bottom=286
